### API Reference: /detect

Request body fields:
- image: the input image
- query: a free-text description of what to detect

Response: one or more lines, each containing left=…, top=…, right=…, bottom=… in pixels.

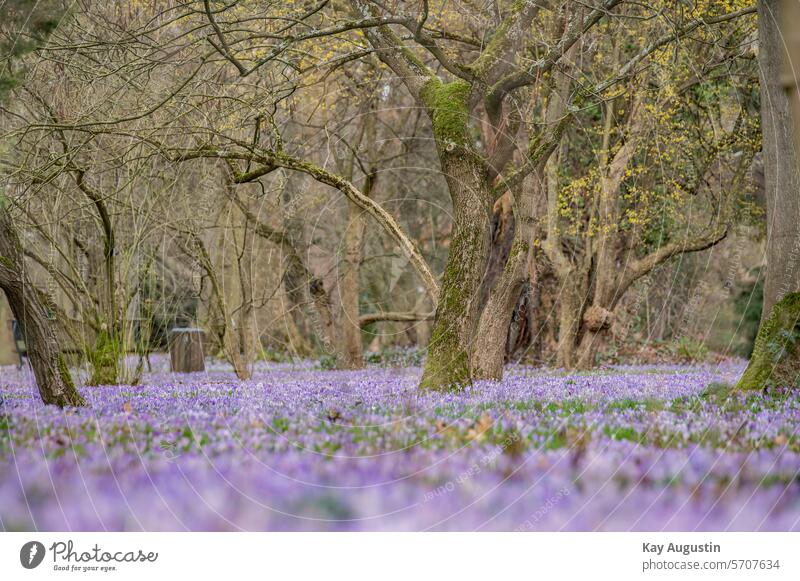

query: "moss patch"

left=418, top=218, right=485, bottom=391
left=418, top=347, right=471, bottom=391
left=87, top=331, right=120, bottom=386
left=420, top=79, right=471, bottom=146
left=57, top=353, right=75, bottom=390
left=737, top=292, right=800, bottom=390
left=57, top=353, right=86, bottom=407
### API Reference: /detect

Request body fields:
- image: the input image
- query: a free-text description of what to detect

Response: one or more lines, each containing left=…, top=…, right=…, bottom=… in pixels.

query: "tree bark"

left=472, top=165, right=544, bottom=380
left=0, top=294, right=16, bottom=365
left=0, top=209, right=85, bottom=406
left=339, top=198, right=366, bottom=368
left=780, top=0, right=800, bottom=162
left=575, top=320, right=610, bottom=369
left=758, top=0, right=800, bottom=321
left=236, top=223, right=256, bottom=369
left=478, top=193, right=515, bottom=310
left=555, top=276, right=586, bottom=369
left=735, top=0, right=800, bottom=390
left=472, top=237, right=529, bottom=380
left=419, top=146, right=492, bottom=390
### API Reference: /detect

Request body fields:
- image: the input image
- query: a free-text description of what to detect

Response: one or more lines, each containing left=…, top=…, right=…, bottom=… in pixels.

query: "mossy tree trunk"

left=418, top=80, right=493, bottom=390
left=0, top=209, right=85, bottom=407
left=736, top=1, right=800, bottom=390
left=0, top=0, right=83, bottom=406
left=418, top=150, right=492, bottom=389
left=87, top=331, right=120, bottom=386
left=737, top=293, right=800, bottom=390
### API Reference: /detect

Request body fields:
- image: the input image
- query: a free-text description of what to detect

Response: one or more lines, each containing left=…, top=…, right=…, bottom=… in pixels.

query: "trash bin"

left=168, top=328, right=205, bottom=372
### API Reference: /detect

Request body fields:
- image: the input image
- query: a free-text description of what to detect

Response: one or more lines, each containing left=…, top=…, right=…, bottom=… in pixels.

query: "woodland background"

left=0, top=0, right=786, bottom=393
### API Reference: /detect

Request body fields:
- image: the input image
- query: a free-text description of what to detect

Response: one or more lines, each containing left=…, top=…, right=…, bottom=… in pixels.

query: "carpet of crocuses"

left=1, top=357, right=799, bottom=531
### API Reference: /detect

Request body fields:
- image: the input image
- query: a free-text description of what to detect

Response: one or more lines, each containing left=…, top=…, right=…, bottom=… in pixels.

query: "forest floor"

left=1, top=357, right=799, bottom=531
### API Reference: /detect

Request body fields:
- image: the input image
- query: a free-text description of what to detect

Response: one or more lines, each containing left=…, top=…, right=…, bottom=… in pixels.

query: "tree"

left=756, top=0, right=800, bottom=321
left=0, top=0, right=85, bottom=406
left=737, top=0, right=800, bottom=390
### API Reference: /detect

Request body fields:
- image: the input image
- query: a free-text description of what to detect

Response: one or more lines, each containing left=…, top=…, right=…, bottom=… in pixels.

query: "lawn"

left=1, top=358, right=799, bottom=531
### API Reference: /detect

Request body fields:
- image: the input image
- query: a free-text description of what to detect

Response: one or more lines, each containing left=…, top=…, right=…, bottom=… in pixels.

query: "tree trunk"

left=540, top=272, right=560, bottom=360
left=76, top=171, right=121, bottom=386
left=474, top=191, right=537, bottom=369
left=576, top=324, right=609, bottom=369
left=478, top=193, right=515, bottom=310
left=0, top=294, right=16, bottom=365
left=338, top=196, right=367, bottom=369
left=308, top=277, right=338, bottom=359
left=738, top=292, right=800, bottom=389
left=419, top=149, right=492, bottom=390
left=526, top=259, right=551, bottom=363
left=277, top=177, right=316, bottom=358
left=87, top=330, right=120, bottom=385
left=280, top=253, right=321, bottom=357
left=472, top=238, right=529, bottom=380
left=229, top=345, right=250, bottom=379
left=471, top=165, right=544, bottom=380
left=576, top=332, right=598, bottom=370
left=0, top=209, right=85, bottom=407
left=189, top=232, right=251, bottom=380
left=781, top=0, right=800, bottom=155
left=236, top=224, right=257, bottom=368
left=757, top=0, right=800, bottom=321
left=555, top=278, right=585, bottom=369
left=735, top=0, right=800, bottom=390
left=283, top=311, right=312, bottom=359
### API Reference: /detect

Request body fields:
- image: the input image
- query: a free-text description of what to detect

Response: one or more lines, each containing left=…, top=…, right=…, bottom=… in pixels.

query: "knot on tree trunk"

left=309, top=278, right=329, bottom=302
left=583, top=305, right=614, bottom=332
